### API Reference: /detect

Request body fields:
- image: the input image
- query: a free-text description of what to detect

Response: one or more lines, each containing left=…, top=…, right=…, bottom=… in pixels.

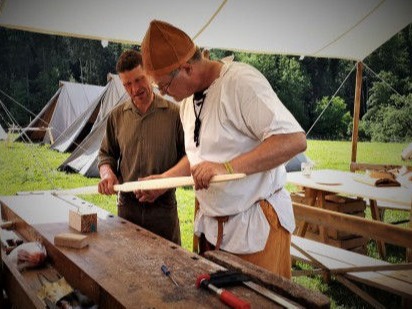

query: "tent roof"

left=1, top=0, right=411, bottom=61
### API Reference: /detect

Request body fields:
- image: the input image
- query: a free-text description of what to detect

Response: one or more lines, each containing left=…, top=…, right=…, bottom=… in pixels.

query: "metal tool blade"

left=243, top=281, right=301, bottom=309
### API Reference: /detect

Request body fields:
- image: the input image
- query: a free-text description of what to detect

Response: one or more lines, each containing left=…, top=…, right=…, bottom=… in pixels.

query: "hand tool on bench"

left=196, top=273, right=250, bottom=309
left=52, top=173, right=246, bottom=195
left=161, top=264, right=179, bottom=287
left=209, top=270, right=301, bottom=309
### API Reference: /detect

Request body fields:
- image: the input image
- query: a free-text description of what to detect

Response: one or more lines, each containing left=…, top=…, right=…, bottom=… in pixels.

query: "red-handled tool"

left=196, top=274, right=250, bottom=309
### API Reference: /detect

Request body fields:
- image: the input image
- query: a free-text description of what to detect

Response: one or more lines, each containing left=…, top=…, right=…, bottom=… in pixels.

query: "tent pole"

left=350, top=61, right=363, bottom=172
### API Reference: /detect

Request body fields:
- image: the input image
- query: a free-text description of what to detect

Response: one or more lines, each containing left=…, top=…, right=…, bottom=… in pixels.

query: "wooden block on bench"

left=54, top=232, right=89, bottom=249
left=69, top=210, right=97, bottom=233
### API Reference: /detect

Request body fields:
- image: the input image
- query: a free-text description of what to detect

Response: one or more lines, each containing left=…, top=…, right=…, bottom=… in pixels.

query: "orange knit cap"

left=141, top=20, right=196, bottom=76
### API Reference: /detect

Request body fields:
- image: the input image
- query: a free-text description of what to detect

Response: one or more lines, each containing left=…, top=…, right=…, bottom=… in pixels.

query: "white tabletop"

left=287, top=169, right=412, bottom=208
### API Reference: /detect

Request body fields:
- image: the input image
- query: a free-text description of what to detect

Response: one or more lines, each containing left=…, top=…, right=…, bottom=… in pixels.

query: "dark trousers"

left=117, top=190, right=181, bottom=245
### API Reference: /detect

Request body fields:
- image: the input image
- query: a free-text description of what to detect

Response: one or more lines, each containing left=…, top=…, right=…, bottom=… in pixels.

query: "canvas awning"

left=1, top=0, right=411, bottom=61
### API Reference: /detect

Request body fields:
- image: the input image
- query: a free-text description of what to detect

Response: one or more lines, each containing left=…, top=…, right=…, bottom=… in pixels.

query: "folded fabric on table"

left=353, top=170, right=401, bottom=187
left=373, top=177, right=401, bottom=187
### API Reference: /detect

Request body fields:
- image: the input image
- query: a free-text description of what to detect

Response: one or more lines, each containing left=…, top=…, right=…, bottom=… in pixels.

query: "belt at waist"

left=212, top=187, right=283, bottom=251
left=214, top=216, right=229, bottom=251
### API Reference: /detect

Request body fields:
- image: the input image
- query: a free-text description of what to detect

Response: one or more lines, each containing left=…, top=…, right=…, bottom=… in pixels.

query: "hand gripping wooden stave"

left=53, top=173, right=246, bottom=195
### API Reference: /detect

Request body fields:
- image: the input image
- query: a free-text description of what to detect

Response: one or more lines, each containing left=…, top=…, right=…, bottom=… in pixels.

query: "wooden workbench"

left=1, top=193, right=329, bottom=308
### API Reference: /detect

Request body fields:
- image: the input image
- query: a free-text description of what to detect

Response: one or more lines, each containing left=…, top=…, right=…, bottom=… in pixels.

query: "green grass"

left=305, top=140, right=408, bottom=170
left=0, top=139, right=410, bottom=308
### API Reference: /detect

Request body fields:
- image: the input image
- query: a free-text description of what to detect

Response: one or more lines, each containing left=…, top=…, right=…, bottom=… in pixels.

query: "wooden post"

left=46, top=127, right=54, bottom=144
left=351, top=61, right=363, bottom=172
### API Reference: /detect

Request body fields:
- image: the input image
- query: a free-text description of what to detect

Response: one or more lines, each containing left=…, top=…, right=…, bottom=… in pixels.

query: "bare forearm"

left=162, top=156, right=191, bottom=177
left=230, top=132, right=307, bottom=175
left=98, top=164, right=118, bottom=195
left=99, top=164, right=115, bottom=179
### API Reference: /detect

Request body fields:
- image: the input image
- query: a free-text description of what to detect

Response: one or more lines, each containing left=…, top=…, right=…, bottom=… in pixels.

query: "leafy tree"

left=209, top=49, right=234, bottom=60
left=310, top=96, right=351, bottom=140
left=363, top=92, right=412, bottom=142
left=301, top=58, right=354, bottom=121
left=363, top=71, right=398, bottom=122
left=0, top=28, right=122, bottom=127
left=275, top=56, right=311, bottom=128
left=361, top=66, right=412, bottom=142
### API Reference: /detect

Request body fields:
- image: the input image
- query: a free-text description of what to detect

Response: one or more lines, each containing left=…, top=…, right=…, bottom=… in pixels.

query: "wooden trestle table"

left=287, top=169, right=412, bottom=259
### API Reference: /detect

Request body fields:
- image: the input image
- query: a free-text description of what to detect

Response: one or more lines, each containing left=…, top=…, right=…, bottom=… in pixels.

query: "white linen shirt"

left=180, top=59, right=304, bottom=254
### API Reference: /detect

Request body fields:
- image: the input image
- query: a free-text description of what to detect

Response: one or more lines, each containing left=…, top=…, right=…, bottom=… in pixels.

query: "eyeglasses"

left=156, top=69, right=180, bottom=94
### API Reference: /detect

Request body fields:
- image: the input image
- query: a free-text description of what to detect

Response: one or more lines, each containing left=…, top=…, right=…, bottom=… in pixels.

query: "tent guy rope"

left=306, top=63, right=356, bottom=137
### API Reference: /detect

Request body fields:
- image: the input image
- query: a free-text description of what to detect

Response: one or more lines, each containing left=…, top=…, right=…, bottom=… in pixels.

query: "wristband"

left=223, top=161, right=234, bottom=174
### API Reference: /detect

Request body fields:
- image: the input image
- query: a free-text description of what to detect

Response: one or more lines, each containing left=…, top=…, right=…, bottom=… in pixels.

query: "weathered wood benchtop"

left=1, top=193, right=329, bottom=308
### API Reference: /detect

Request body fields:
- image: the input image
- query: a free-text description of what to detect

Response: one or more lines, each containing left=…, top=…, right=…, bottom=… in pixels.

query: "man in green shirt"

left=98, top=50, right=185, bottom=245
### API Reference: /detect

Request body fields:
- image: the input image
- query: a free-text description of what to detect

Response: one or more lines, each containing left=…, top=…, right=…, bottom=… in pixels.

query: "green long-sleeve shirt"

left=98, top=94, right=185, bottom=183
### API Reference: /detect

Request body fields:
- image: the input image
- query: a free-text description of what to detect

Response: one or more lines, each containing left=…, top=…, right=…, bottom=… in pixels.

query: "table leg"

left=317, top=191, right=327, bottom=243
left=295, top=188, right=317, bottom=236
left=369, top=199, right=386, bottom=258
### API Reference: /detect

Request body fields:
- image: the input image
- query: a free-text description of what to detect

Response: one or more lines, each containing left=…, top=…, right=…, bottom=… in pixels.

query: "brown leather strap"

left=214, top=216, right=229, bottom=251
left=200, top=187, right=283, bottom=253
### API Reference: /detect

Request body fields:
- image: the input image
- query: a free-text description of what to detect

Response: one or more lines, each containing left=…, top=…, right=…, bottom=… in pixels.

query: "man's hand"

left=98, top=164, right=119, bottom=195
left=134, top=174, right=167, bottom=203
left=191, top=161, right=227, bottom=190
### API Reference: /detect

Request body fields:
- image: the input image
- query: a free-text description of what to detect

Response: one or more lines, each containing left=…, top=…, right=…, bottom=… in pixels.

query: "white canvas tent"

left=58, top=95, right=128, bottom=177
left=0, top=123, right=7, bottom=140
left=51, top=74, right=127, bottom=152
left=17, top=81, right=104, bottom=143
left=58, top=116, right=110, bottom=177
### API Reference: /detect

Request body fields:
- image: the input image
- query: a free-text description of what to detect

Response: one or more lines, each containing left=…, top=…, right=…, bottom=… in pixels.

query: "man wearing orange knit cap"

left=141, top=20, right=307, bottom=278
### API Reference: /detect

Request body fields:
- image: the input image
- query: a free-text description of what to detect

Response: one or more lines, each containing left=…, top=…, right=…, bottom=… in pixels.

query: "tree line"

left=0, top=26, right=410, bottom=142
